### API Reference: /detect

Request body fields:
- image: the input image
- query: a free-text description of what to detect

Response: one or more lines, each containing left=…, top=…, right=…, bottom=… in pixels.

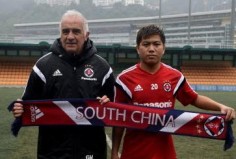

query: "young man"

left=12, top=10, right=115, bottom=159
left=111, top=24, right=235, bottom=159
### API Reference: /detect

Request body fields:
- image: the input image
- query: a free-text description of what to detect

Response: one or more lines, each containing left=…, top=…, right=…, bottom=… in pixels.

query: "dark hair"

left=136, top=24, right=165, bottom=46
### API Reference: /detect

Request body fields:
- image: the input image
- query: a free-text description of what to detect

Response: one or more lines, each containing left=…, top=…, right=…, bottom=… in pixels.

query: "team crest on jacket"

left=163, top=81, right=171, bottom=92
left=84, top=68, right=94, bottom=77
left=81, top=65, right=97, bottom=81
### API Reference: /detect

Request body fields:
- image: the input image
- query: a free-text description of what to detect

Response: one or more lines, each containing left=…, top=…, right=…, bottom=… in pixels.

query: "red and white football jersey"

left=115, top=63, right=198, bottom=159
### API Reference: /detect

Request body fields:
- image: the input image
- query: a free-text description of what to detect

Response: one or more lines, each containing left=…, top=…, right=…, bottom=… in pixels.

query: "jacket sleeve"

left=22, top=66, right=45, bottom=100
left=99, top=67, right=115, bottom=101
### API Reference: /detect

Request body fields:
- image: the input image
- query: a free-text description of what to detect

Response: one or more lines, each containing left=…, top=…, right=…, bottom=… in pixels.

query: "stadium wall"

left=191, top=85, right=236, bottom=92
left=1, top=43, right=236, bottom=91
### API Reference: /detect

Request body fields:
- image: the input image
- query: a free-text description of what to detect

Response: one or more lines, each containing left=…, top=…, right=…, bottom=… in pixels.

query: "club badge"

left=163, top=82, right=171, bottom=92
left=81, top=65, right=97, bottom=81
left=84, top=68, right=94, bottom=78
left=204, top=116, right=224, bottom=137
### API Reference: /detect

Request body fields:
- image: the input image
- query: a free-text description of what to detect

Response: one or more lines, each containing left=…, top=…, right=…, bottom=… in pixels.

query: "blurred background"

left=0, top=0, right=235, bottom=48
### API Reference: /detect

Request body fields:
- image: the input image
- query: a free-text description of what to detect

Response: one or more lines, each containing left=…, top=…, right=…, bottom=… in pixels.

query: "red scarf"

left=8, top=99, right=234, bottom=150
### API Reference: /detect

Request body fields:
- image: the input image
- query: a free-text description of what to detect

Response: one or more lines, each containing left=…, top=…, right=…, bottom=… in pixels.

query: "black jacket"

left=22, top=38, right=115, bottom=159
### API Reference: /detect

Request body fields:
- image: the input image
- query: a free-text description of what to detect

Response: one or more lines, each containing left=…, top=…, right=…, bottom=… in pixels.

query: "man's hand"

left=220, top=105, right=235, bottom=121
left=12, top=99, right=24, bottom=118
left=97, top=95, right=110, bottom=105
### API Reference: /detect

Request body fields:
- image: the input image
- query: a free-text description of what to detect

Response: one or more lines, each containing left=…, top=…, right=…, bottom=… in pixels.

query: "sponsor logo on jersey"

left=30, top=105, right=44, bottom=122
left=134, top=84, right=143, bottom=91
left=133, top=101, right=172, bottom=108
left=53, top=69, right=63, bottom=76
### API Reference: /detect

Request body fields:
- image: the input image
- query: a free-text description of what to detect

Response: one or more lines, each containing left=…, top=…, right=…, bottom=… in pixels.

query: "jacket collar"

left=49, top=38, right=96, bottom=65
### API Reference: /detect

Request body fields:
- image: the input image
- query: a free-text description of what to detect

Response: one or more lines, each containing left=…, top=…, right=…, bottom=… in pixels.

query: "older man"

left=12, top=10, right=115, bottom=159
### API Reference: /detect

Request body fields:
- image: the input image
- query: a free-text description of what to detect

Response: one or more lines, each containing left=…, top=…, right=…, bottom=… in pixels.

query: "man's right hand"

left=12, top=99, right=24, bottom=118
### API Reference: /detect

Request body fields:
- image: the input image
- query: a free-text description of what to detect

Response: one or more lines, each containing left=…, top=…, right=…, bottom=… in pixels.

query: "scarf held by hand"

left=8, top=99, right=234, bottom=150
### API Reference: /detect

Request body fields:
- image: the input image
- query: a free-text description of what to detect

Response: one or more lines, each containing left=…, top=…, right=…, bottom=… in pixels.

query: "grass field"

left=0, top=87, right=235, bottom=159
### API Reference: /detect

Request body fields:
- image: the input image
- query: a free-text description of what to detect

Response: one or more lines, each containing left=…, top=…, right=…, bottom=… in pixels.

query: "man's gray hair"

left=59, top=10, right=89, bottom=34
